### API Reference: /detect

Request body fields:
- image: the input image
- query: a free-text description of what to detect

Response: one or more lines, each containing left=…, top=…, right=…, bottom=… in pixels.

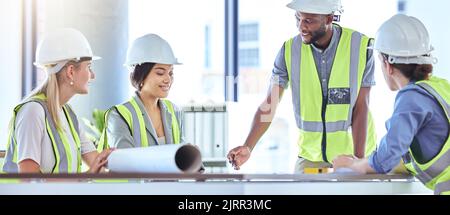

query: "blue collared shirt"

left=272, top=25, right=376, bottom=94
left=368, top=82, right=449, bottom=173
left=271, top=25, right=375, bottom=130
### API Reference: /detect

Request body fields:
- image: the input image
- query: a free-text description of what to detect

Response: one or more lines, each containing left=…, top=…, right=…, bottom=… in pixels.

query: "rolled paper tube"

left=107, top=144, right=202, bottom=173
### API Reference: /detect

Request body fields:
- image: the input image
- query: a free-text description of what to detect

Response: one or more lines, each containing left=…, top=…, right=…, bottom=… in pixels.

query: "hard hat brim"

left=123, top=62, right=183, bottom=68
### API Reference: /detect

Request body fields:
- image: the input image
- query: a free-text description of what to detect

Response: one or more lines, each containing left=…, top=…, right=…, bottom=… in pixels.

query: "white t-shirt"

left=15, top=102, right=96, bottom=173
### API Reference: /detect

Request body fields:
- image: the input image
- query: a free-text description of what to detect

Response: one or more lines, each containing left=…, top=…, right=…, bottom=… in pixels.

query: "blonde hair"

left=24, top=60, right=82, bottom=130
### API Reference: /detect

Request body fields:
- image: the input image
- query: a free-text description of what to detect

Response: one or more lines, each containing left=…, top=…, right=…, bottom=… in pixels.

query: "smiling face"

left=140, top=63, right=174, bottom=99
left=296, top=12, right=330, bottom=45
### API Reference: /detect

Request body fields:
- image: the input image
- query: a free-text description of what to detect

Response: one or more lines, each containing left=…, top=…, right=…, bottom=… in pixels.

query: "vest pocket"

left=328, top=88, right=350, bottom=104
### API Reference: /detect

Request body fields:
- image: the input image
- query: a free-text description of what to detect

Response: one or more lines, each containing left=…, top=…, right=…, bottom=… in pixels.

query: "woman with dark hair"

left=333, top=14, right=450, bottom=195
left=97, top=34, right=184, bottom=149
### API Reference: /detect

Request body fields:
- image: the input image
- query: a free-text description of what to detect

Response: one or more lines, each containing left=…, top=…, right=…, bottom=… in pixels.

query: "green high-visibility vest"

left=403, top=76, right=450, bottom=195
left=97, top=98, right=181, bottom=151
left=1, top=94, right=82, bottom=173
left=284, top=27, right=377, bottom=162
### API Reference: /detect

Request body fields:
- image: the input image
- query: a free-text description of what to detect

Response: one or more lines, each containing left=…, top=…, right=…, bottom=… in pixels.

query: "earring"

left=70, top=81, right=74, bottom=86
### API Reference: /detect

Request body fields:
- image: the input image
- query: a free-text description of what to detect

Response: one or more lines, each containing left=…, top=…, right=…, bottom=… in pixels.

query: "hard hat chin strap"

left=39, top=57, right=87, bottom=75
left=388, top=55, right=438, bottom=65
left=44, top=60, right=70, bottom=75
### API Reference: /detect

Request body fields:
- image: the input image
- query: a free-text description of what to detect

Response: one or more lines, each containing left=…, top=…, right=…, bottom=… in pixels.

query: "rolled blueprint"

left=107, top=144, right=202, bottom=173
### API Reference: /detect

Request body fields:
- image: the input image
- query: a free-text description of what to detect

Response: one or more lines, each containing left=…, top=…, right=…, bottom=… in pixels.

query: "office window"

left=233, top=0, right=398, bottom=173
left=239, top=23, right=259, bottom=68
left=239, top=48, right=259, bottom=67
left=235, top=0, right=299, bottom=173
left=239, top=23, right=258, bottom=42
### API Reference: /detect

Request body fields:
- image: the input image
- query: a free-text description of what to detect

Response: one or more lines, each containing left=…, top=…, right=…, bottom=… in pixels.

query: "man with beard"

left=228, top=0, right=377, bottom=173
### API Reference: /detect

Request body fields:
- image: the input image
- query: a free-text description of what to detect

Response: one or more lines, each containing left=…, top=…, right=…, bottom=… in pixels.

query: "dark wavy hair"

left=381, top=53, right=433, bottom=81
left=130, top=63, right=155, bottom=90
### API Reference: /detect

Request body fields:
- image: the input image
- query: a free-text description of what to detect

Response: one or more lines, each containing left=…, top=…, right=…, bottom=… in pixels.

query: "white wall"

left=403, top=0, right=450, bottom=80
left=341, top=0, right=398, bottom=143
left=0, top=0, right=22, bottom=150
left=37, top=0, right=129, bottom=120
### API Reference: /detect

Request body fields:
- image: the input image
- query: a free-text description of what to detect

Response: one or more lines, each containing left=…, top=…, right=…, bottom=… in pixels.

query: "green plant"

left=82, top=109, right=106, bottom=146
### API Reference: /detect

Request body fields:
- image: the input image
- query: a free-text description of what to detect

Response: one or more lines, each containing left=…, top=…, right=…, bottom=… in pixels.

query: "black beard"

left=306, top=25, right=327, bottom=46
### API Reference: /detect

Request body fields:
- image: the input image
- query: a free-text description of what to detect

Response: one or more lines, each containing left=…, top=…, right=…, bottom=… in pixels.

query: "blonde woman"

left=2, top=28, right=113, bottom=173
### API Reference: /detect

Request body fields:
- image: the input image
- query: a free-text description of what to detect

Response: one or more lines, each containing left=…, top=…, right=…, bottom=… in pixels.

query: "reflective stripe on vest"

left=97, top=110, right=112, bottom=151
left=2, top=94, right=81, bottom=173
left=435, top=180, right=450, bottom=195
left=162, top=100, right=181, bottom=144
left=403, top=76, right=450, bottom=191
left=417, top=80, right=450, bottom=118
left=410, top=150, right=450, bottom=185
left=63, top=105, right=82, bottom=173
left=284, top=27, right=376, bottom=162
left=98, top=97, right=181, bottom=150
left=120, top=98, right=149, bottom=147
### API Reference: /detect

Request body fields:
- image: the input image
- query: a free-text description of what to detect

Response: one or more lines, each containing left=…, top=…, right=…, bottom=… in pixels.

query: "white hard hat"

left=287, top=0, right=343, bottom=14
left=34, top=28, right=100, bottom=74
left=373, top=14, right=437, bottom=64
left=124, top=34, right=181, bottom=67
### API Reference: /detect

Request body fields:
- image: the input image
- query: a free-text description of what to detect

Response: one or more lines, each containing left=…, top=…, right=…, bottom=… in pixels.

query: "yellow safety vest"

left=403, top=76, right=450, bottom=195
left=284, top=27, right=377, bottom=162
left=97, top=98, right=180, bottom=151
left=2, top=94, right=82, bottom=173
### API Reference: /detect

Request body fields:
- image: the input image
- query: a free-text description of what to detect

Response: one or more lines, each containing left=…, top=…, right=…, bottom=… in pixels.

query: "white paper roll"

left=107, top=144, right=202, bottom=173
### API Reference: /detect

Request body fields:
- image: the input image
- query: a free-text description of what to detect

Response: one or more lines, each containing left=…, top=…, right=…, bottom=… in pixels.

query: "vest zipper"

left=321, top=94, right=328, bottom=163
